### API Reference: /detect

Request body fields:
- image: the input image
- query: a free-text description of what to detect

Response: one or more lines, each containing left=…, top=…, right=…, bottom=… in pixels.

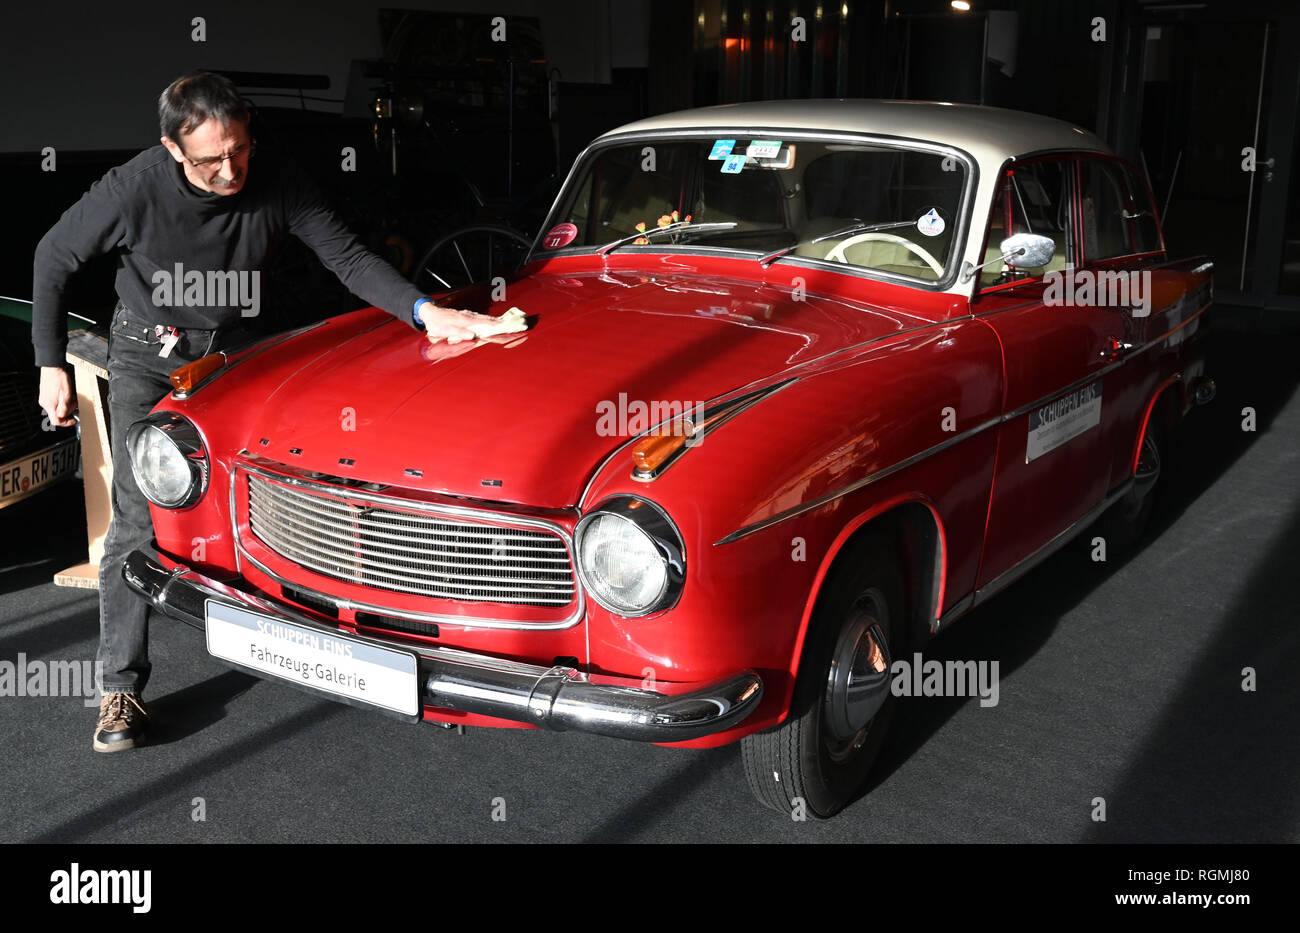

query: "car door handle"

left=1099, top=337, right=1133, bottom=359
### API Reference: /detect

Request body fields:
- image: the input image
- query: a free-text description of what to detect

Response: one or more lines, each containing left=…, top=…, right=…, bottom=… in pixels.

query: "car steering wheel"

left=824, top=232, right=944, bottom=275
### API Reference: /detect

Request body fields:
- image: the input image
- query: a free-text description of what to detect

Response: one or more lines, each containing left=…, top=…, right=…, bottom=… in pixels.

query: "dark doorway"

left=1139, top=4, right=1300, bottom=310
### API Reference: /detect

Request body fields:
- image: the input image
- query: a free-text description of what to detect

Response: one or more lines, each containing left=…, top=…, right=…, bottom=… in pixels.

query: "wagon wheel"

left=412, top=224, right=534, bottom=294
left=741, top=532, right=905, bottom=818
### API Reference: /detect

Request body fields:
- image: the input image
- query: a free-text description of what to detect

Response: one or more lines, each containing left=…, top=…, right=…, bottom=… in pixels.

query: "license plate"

left=0, top=437, right=80, bottom=508
left=205, top=600, right=420, bottom=717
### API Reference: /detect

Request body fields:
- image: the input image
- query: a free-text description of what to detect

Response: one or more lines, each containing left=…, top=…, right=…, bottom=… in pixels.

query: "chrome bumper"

left=122, top=548, right=763, bottom=742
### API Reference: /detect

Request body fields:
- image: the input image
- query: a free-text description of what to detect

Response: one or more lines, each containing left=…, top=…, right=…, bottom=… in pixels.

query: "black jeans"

left=96, top=302, right=246, bottom=697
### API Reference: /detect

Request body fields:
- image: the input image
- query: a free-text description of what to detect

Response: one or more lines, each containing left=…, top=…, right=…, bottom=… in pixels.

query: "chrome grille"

left=246, top=474, right=575, bottom=606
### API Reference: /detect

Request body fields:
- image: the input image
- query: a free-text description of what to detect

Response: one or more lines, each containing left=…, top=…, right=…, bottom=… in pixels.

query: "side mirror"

left=1000, top=233, right=1055, bottom=269
left=960, top=232, right=1059, bottom=284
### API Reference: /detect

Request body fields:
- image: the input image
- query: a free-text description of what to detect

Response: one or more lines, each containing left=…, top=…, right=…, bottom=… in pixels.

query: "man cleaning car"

left=32, top=71, right=494, bottom=752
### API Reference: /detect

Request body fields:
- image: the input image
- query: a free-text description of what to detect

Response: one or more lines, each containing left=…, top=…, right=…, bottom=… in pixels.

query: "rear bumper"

left=122, top=547, right=763, bottom=742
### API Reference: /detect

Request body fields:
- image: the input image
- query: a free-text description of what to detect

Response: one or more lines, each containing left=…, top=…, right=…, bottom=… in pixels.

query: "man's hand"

left=38, top=366, right=77, bottom=427
left=415, top=301, right=497, bottom=345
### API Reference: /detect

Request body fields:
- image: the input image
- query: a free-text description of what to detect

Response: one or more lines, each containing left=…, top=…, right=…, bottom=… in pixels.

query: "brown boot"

left=93, top=692, right=149, bottom=753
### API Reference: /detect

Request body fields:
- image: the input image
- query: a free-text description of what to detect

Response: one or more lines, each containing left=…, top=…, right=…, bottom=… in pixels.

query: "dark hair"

left=158, top=72, right=249, bottom=142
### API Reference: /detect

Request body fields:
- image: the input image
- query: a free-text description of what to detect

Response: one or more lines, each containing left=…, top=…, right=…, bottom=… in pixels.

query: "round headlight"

left=126, top=413, right=207, bottom=509
left=576, top=497, right=685, bottom=616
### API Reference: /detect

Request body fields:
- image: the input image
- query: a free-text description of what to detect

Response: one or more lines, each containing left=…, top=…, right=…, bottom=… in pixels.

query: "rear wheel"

left=742, top=534, right=905, bottom=818
left=1100, top=414, right=1166, bottom=551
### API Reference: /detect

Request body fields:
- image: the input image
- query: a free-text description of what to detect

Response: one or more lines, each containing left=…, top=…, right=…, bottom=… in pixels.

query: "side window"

left=1080, top=159, right=1148, bottom=261
left=1118, top=162, right=1163, bottom=255
left=979, top=159, right=1073, bottom=289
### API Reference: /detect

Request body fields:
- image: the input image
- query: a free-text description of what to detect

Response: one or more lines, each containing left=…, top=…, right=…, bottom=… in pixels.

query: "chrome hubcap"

left=824, top=597, right=892, bottom=761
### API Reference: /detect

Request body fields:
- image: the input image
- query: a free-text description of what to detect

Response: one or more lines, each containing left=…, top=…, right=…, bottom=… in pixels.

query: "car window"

left=1117, top=161, right=1163, bottom=255
left=540, top=138, right=968, bottom=282
left=1080, top=159, right=1141, bottom=261
left=978, top=159, right=1074, bottom=289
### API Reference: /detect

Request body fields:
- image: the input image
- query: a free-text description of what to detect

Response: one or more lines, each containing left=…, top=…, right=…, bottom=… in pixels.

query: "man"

left=33, top=72, right=494, bottom=752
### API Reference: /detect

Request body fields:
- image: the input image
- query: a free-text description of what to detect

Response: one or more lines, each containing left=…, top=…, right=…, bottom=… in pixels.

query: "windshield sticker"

left=1026, top=381, right=1102, bottom=462
left=709, top=139, right=736, bottom=160
left=721, top=153, right=746, bottom=174
left=747, top=140, right=782, bottom=159
left=542, top=222, right=578, bottom=249
left=917, top=208, right=946, bottom=237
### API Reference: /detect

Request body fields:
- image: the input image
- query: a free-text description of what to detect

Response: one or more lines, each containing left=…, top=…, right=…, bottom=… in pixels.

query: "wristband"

left=413, top=298, right=433, bottom=329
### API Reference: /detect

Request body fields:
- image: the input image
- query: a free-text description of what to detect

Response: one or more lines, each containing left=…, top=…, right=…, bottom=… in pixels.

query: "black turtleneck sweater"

left=31, top=145, right=425, bottom=367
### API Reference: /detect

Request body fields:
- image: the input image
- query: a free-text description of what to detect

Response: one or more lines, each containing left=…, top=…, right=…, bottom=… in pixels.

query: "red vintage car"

left=123, top=101, right=1213, bottom=817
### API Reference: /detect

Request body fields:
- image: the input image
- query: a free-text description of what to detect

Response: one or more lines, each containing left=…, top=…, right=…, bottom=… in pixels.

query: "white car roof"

left=597, top=99, right=1112, bottom=166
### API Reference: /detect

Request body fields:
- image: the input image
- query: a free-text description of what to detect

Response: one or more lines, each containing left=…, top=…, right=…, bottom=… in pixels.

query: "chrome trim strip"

left=714, top=413, right=1003, bottom=545
left=934, top=479, right=1135, bottom=633
left=229, top=454, right=243, bottom=576
left=579, top=320, right=947, bottom=507
left=173, top=320, right=328, bottom=399
left=1001, top=362, right=1125, bottom=423
left=232, top=461, right=586, bottom=630
left=971, top=479, right=1133, bottom=607
left=238, top=460, right=577, bottom=527
left=237, top=547, right=583, bottom=631
left=630, top=379, right=797, bottom=482
left=714, top=301, right=1210, bottom=544
left=936, top=595, right=973, bottom=633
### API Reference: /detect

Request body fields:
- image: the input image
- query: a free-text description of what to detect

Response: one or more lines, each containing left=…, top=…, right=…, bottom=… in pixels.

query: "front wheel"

left=741, top=534, right=905, bottom=818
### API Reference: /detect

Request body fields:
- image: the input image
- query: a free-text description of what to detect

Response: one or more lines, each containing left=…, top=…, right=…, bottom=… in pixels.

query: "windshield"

left=536, top=137, right=968, bottom=282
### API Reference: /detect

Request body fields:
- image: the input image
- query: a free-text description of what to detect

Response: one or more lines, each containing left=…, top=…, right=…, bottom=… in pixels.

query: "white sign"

left=1026, top=381, right=1102, bottom=462
left=206, top=601, right=420, bottom=716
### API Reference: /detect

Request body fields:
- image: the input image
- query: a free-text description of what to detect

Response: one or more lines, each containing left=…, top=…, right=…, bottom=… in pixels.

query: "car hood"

left=246, top=268, right=926, bottom=507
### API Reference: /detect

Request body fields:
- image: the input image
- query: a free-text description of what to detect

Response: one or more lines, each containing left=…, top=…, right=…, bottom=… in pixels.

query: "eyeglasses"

left=180, top=141, right=256, bottom=169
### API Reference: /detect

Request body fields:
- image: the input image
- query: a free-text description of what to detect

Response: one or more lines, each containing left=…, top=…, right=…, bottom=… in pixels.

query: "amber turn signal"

left=170, top=353, right=226, bottom=395
left=631, top=431, right=690, bottom=473
left=631, top=409, right=733, bottom=475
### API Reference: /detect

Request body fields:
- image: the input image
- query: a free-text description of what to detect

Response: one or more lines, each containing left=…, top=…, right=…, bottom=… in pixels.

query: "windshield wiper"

left=596, top=220, right=738, bottom=257
left=758, top=219, right=915, bottom=268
